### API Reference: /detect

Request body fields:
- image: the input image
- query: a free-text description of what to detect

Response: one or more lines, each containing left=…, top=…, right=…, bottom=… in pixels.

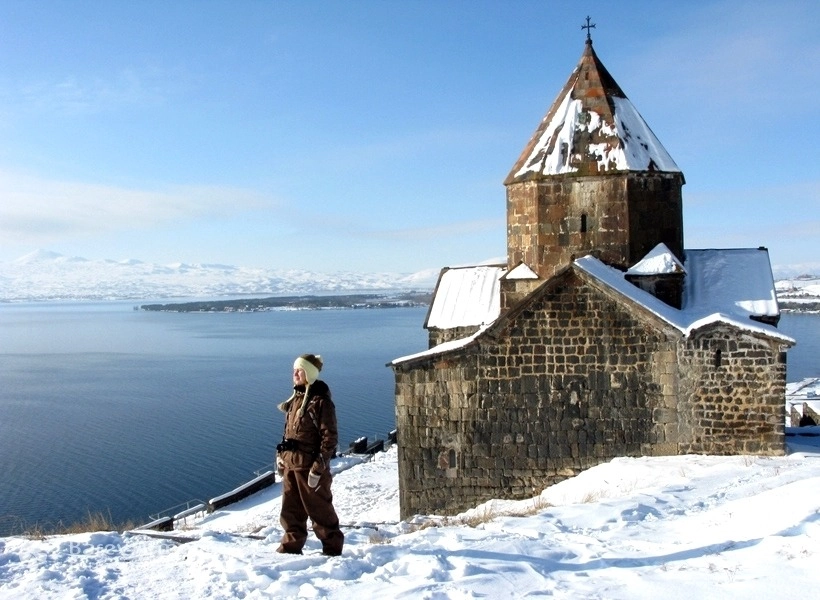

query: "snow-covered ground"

left=2, top=381, right=819, bottom=599
left=776, top=274, right=820, bottom=308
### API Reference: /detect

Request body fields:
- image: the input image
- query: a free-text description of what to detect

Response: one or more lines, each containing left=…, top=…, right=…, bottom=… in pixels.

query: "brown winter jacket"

left=277, top=380, right=338, bottom=473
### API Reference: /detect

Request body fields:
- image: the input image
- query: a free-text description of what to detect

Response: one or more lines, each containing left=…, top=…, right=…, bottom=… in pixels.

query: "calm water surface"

left=0, top=302, right=428, bottom=535
left=779, top=312, right=820, bottom=381
left=0, top=305, right=817, bottom=536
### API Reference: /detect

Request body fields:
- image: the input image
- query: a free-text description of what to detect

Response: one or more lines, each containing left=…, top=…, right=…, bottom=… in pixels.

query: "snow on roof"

left=511, top=95, right=680, bottom=178
left=425, top=265, right=506, bottom=329
left=504, top=262, right=539, bottom=280
left=575, top=253, right=791, bottom=342
left=390, top=323, right=491, bottom=365
left=610, top=96, right=681, bottom=172
left=392, top=250, right=792, bottom=366
left=626, top=243, right=685, bottom=275
left=507, top=43, right=680, bottom=181
left=682, top=248, right=779, bottom=318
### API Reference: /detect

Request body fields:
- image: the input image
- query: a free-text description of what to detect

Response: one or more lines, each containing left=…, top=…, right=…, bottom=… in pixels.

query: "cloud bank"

left=0, top=170, right=273, bottom=246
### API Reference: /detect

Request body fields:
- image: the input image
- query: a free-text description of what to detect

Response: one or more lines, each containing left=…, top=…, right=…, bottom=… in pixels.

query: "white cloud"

left=0, top=170, right=275, bottom=246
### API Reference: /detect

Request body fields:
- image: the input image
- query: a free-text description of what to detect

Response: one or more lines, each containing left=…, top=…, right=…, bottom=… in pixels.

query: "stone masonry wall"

left=676, top=326, right=786, bottom=455
left=624, top=175, right=684, bottom=262
left=394, top=271, right=682, bottom=518
left=505, top=173, right=683, bottom=281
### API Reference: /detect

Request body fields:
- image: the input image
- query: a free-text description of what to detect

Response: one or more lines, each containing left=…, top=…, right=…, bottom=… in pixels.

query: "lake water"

left=0, top=302, right=428, bottom=536
left=0, top=304, right=818, bottom=536
left=778, top=312, right=820, bottom=381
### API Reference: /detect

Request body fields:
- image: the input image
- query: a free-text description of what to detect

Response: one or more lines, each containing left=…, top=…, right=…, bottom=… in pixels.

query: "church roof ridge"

left=390, top=252, right=792, bottom=367
left=505, top=40, right=681, bottom=183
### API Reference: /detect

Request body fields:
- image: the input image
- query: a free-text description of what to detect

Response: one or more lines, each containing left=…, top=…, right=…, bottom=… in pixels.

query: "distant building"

left=390, top=35, right=795, bottom=519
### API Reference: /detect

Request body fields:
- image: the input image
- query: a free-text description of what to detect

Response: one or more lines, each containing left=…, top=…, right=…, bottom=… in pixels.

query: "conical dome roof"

left=505, top=41, right=681, bottom=184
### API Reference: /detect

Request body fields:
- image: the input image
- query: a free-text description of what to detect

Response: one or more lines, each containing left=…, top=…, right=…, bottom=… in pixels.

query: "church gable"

left=626, top=243, right=686, bottom=308
left=500, top=262, right=542, bottom=309
left=393, top=267, right=682, bottom=518
left=628, top=243, right=686, bottom=276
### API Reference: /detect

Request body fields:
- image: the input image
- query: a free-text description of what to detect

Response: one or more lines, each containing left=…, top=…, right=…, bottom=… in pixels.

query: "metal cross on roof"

left=582, top=16, right=596, bottom=42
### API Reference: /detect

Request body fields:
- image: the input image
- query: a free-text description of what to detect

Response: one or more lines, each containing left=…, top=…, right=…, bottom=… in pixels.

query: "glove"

left=307, top=470, right=321, bottom=490
left=276, top=455, right=285, bottom=476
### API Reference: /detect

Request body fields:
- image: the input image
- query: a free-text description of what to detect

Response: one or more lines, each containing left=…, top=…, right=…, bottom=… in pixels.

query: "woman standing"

left=275, top=354, right=344, bottom=556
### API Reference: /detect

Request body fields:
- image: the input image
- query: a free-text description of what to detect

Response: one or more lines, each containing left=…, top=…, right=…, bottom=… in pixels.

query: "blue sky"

left=1, top=0, right=818, bottom=275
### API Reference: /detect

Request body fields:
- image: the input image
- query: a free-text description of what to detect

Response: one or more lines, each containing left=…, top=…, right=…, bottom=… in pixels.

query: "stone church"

left=389, top=36, right=795, bottom=519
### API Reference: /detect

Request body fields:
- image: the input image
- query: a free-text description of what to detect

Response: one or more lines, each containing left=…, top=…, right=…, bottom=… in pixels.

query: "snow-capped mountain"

left=1, top=250, right=819, bottom=304
left=0, top=250, right=442, bottom=302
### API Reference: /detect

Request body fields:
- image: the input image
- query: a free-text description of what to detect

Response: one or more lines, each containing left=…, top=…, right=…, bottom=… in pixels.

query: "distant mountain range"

left=1, top=249, right=819, bottom=308
left=0, top=250, right=441, bottom=302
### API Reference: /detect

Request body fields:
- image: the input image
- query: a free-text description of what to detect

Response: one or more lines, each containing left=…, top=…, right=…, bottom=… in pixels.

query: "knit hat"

left=294, top=354, right=322, bottom=384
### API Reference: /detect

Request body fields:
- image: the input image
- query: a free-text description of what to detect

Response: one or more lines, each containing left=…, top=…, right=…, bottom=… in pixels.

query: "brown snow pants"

left=278, top=467, right=344, bottom=556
